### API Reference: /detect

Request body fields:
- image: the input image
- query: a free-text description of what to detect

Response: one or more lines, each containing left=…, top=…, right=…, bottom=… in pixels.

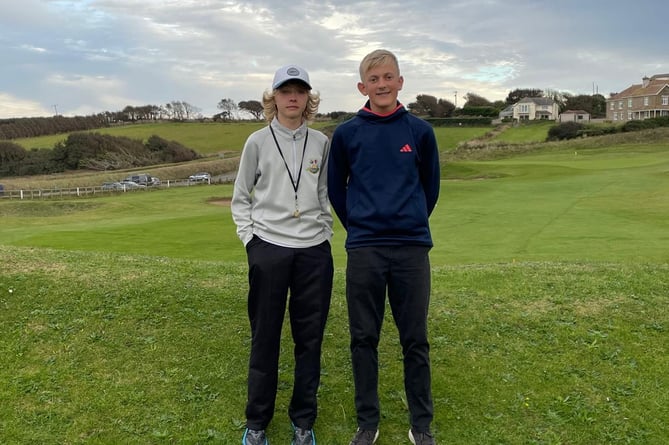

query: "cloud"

left=0, top=93, right=52, bottom=118
left=1, top=0, right=668, bottom=118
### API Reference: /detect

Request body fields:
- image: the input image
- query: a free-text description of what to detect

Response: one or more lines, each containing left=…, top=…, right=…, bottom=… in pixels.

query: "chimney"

left=642, top=76, right=650, bottom=88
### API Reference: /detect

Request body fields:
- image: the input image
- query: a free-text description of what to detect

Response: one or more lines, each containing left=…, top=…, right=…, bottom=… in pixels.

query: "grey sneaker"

left=242, top=428, right=268, bottom=445
left=409, top=428, right=435, bottom=445
left=291, top=424, right=315, bottom=445
left=349, top=428, right=379, bottom=445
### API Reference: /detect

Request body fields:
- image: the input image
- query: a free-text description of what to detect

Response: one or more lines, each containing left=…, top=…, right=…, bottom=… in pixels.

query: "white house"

left=512, top=97, right=559, bottom=121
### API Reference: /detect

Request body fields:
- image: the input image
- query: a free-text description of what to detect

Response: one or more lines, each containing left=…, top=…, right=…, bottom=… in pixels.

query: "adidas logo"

left=400, top=144, right=412, bottom=153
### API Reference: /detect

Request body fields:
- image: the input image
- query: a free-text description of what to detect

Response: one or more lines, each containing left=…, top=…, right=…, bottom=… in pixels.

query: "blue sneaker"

left=292, top=423, right=315, bottom=445
left=242, top=428, right=268, bottom=445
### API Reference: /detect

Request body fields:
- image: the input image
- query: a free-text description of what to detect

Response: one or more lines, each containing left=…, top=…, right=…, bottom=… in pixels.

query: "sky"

left=2, top=0, right=669, bottom=119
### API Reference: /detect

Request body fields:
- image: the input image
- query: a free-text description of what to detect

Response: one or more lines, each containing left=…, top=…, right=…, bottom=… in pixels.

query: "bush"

left=580, top=124, right=619, bottom=138
left=2, top=132, right=201, bottom=177
left=547, top=122, right=584, bottom=141
left=622, top=116, right=669, bottom=132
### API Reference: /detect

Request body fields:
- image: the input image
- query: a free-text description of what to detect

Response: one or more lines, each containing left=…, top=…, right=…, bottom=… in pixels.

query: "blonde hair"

left=359, top=49, right=401, bottom=81
left=262, top=87, right=321, bottom=123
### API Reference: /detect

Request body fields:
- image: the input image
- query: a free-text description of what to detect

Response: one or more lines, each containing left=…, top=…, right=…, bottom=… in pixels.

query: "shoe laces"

left=244, top=428, right=267, bottom=445
left=293, top=426, right=314, bottom=445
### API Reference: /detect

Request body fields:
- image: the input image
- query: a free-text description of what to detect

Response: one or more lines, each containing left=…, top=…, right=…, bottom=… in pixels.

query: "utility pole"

left=53, top=104, right=59, bottom=116
left=454, top=91, right=457, bottom=108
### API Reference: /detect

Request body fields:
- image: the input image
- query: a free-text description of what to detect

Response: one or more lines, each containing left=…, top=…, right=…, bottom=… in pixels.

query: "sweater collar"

left=358, top=101, right=407, bottom=120
left=270, top=117, right=308, bottom=139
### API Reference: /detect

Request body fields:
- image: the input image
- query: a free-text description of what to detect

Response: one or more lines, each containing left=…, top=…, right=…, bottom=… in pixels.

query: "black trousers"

left=244, top=236, right=333, bottom=431
left=346, top=245, right=434, bottom=432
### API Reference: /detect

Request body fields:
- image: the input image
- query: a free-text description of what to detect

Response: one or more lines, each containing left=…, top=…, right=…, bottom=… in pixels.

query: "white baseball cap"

left=272, top=64, right=312, bottom=90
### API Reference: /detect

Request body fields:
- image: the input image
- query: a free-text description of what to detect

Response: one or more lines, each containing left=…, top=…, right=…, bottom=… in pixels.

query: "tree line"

left=0, top=101, right=204, bottom=141
left=0, top=88, right=608, bottom=142
left=0, top=133, right=199, bottom=177
left=405, top=88, right=607, bottom=119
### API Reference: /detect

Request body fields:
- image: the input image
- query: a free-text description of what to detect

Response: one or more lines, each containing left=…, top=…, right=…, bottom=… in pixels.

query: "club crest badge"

left=307, top=159, right=320, bottom=174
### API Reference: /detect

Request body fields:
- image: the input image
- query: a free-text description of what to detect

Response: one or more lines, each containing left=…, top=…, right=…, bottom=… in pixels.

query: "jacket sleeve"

left=231, top=137, right=258, bottom=245
left=419, top=126, right=440, bottom=215
left=327, top=129, right=349, bottom=229
left=318, top=138, right=334, bottom=236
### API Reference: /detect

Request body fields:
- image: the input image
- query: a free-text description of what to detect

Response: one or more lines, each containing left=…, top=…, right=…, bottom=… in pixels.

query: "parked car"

left=101, top=182, right=125, bottom=191
left=123, top=173, right=158, bottom=186
left=120, top=180, right=146, bottom=189
left=0, top=183, right=4, bottom=196
left=189, top=172, right=211, bottom=182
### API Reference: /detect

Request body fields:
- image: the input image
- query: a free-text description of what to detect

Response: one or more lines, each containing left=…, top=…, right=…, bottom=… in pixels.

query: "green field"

left=492, top=121, right=554, bottom=143
left=15, top=122, right=268, bottom=155
left=1, top=127, right=668, bottom=444
left=14, top=121, right=491, bottom=155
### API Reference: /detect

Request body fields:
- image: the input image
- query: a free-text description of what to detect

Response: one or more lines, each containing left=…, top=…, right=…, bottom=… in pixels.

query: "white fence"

left=0, top=175, right=236, bottom=201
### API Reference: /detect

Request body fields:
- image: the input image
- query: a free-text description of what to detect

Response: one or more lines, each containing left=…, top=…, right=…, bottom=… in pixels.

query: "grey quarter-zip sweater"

left=231, top=117, right=333, bottom=248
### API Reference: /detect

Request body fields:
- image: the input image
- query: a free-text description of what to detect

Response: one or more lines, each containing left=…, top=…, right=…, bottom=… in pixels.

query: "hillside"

left=4, top=122, right=669, bottom=191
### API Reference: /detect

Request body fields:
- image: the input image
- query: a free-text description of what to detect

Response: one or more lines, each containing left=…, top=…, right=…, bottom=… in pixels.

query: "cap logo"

left=287, top=67, right=300, bottom=76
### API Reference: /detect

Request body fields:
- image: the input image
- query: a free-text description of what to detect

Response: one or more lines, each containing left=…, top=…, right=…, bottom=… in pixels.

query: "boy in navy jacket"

left=328, top=49, right=440, bottom=445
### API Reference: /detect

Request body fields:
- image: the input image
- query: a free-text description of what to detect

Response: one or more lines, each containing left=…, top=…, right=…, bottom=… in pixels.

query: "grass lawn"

left=1, top=133, right=668, bottom=444
left=493, top=121, right=554, bottom=143
left=434, top=126, right=492, bottom=151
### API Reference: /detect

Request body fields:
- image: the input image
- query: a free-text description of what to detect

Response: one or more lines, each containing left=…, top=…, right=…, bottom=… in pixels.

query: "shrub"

left=547, top=122, right=584, bottom=141
left=580, top=124, right=619, bottom=137
left=622, top=116, right=669, bottom=132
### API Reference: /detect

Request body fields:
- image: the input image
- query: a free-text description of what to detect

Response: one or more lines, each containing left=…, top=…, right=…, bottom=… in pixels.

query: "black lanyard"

left=269, top=125, right=308, bottom=217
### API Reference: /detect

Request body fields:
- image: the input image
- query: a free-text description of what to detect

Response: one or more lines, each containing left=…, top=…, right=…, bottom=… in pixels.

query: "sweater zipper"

left=292, top=133, right=298, bottom=178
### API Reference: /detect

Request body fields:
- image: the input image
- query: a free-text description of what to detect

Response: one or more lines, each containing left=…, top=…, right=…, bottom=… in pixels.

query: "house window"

left=618, top=101, right=623, bottom=109
left=613, top=112, right=618, bottom=121
left=628, top=98, right=633, bottom=107
left=644, top=97, right=649, bottom=106
left=610, top=102, right=615, bottom=110
left=663, top=96, right=668, bottom=106
left=628, top=112, right=633, bottom=120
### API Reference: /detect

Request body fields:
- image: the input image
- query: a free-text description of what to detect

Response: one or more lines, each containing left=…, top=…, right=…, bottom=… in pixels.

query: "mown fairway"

left=1, top=130, right=668, bottom=444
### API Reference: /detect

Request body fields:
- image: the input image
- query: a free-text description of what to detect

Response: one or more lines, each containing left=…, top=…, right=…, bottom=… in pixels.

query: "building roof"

left=561, top=109, right=590, bottom=114
left=610, top=74, right=669, bottom=99
left=518, top=97, right=556, bottom=106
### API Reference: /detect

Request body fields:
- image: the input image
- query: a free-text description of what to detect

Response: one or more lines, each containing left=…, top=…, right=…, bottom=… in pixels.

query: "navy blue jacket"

left=327, top=102, right=440, bottom=248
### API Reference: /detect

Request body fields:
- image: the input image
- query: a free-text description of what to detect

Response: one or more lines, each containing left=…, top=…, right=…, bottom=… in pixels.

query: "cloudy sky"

left=2, top=0, right=668, bottom=118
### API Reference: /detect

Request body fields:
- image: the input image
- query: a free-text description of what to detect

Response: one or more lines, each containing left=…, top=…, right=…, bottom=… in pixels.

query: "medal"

left=292, top=197, right=301, bottom=218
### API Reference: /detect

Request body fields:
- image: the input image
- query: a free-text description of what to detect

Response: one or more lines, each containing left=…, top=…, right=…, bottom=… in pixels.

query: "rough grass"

left=1, top=247, right=667, bottom=444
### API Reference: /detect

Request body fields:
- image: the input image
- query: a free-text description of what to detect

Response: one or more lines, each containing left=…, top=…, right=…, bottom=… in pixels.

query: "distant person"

left=231, top=64, right=333, bottom=445
left=327, top=49, right=440, bottom=445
